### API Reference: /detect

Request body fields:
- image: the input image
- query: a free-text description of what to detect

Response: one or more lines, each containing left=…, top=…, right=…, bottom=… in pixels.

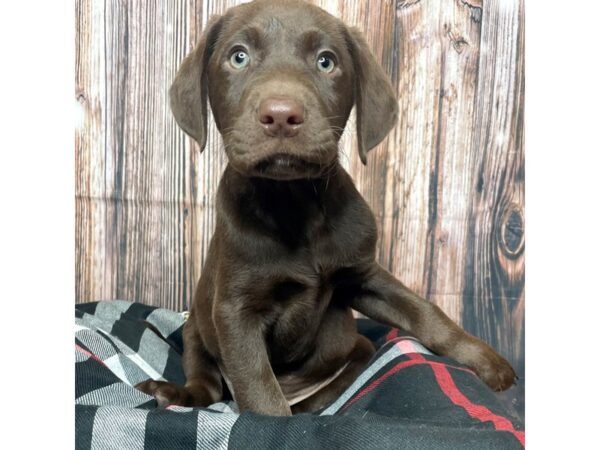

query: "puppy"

left=137, top=0, right=516, bottom=416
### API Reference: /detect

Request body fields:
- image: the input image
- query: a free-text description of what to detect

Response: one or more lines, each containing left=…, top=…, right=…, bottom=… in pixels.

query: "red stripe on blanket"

left=342, top=341, right=475, bottom=410
left=75, top=343, right=107, bottom=367
left=385, top=328, right=399, bottom=342
left=408, top=352, right=525, bottom=447
left=343, top=359, right=421, bottom=409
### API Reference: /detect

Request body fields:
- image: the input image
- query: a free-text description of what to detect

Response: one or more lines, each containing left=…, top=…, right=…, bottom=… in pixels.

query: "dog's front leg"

left=214, top=298, right=292, bottom=416
left=352, top=263, right=516, bottom=391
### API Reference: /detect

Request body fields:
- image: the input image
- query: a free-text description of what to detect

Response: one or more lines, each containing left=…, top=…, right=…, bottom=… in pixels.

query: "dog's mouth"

left=253, top=154, right=322, bottom=180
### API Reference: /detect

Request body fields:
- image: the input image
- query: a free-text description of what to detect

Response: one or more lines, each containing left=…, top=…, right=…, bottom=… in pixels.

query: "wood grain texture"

left=75, top=0, right=524, bottom=418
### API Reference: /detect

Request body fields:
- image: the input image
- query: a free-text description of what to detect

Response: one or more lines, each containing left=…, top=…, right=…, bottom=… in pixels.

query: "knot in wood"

left=499, top=204, right=524, bottom=258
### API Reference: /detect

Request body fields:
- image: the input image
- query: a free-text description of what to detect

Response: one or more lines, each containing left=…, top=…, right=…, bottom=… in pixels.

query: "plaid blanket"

left=75, top=301, right=524, bottom=449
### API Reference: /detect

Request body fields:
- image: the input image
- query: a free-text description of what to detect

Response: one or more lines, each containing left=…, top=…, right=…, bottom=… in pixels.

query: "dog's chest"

left=233, top=178, right=378, bottom=365
left=264, top=233, right=369, bottom=366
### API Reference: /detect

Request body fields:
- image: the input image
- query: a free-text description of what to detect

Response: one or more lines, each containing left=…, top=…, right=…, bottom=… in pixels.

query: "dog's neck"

left=219, top=162, right=349, bottom=243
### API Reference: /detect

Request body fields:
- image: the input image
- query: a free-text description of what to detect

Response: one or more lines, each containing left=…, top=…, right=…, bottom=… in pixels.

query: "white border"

left=0, top=1, right=74, bottom=448
left=527, top=0, right=600, bottom=448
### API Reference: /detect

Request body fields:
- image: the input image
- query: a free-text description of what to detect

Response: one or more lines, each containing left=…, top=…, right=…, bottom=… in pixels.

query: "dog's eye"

left=316, top=53, right=336, bottom=73
left=230, top=50, right=250, bottom=69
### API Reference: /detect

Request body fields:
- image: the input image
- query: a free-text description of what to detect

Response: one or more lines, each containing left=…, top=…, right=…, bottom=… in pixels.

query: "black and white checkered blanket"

left=75, top=301, right=524, bottom=449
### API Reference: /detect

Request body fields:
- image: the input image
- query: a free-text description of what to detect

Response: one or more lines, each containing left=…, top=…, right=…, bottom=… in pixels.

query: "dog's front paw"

left=470, top=345, right=517, bottom=392
left=135, top=379, right=192, bottom=408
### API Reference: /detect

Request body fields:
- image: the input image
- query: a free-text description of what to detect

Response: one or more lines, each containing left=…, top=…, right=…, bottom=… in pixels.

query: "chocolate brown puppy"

left=136, top=0, right=516, bottom=416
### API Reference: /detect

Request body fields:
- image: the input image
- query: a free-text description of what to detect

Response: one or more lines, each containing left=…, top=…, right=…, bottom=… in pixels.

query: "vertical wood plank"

left=76, top=0, right=109, bottom=302
left=76, top=0, right=202, bottom=310
left=461, top=0, right=525, bottom=417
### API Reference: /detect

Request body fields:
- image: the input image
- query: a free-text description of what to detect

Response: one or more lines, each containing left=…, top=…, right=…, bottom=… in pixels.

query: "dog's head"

left=170, top=0, right=398, bottom=180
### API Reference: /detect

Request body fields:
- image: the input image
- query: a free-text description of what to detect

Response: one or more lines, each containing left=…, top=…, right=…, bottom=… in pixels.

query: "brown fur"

left=136, top=0, right=515, bottom=416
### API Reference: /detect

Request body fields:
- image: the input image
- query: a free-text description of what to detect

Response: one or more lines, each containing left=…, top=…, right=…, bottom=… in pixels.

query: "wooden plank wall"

left=75, top=0, right=524, bottom=418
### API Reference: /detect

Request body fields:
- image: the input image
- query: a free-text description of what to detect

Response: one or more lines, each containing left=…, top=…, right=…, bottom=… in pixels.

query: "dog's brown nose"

left=258, top=97, right=304, bottom=137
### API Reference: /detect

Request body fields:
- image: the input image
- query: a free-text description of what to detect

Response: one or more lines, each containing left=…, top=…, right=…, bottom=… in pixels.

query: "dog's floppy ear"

left=169, top=15, right=223, bottom=151
left=346, top=27, right=398, bottom=165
